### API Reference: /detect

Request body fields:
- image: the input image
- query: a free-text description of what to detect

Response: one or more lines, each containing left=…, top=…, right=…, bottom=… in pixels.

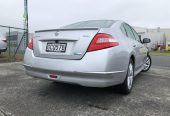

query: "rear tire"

left=142, top=55, right=152, bottom=72
left=118, top=59, right=134, bottom=94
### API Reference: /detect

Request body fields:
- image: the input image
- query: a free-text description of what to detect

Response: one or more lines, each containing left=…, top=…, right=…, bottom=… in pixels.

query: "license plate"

left=46, top=43, right=67, bottom=52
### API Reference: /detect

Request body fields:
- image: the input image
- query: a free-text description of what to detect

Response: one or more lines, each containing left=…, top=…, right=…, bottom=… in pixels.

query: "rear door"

left=123, top=24, right=141, bottom=70
left=132, top=28, right=148, bottom=66
left=33, top=28, right=99, bottom=60
left=130, top=27, right=148, bottom=66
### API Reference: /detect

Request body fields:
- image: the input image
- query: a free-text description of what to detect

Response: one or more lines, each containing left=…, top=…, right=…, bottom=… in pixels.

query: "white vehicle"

left=0, top=33, right=7, bottom=54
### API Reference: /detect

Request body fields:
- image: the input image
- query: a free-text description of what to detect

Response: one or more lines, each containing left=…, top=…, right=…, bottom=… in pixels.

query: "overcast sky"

left=0, top=0, right=169, bottom=32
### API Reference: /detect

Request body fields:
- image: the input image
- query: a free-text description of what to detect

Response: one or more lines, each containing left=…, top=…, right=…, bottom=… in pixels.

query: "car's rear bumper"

left=24, top=64, right=125, bottom=87
left=24, top=48, right=127, bottom=87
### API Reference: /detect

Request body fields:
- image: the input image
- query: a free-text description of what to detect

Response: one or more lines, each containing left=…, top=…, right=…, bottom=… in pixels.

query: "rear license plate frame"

left=46, top=43, right=67, bottom=53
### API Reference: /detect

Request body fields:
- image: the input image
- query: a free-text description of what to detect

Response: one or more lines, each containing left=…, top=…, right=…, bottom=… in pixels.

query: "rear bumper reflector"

left=49, top=74, right=58, bottom=79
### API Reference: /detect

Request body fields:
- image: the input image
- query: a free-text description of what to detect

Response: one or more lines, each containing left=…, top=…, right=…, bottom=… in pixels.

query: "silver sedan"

left=24, top=20, right=151, bottom=94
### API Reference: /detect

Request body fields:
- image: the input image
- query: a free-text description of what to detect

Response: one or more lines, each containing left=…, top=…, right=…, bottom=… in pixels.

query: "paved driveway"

left=0, top=55, right=170, bottom=116
left=152, top=55, right=170, bottom=69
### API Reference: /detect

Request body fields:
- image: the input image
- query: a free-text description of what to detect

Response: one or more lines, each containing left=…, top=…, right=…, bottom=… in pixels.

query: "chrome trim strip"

left=78, top=71, right=125, bottom=74
left=23, top=64, right=125, bottom=75
left=35, top=28, right=99, bottom=33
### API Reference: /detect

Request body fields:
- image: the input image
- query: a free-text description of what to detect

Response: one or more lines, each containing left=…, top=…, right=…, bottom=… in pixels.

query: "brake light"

left=28, top=38, right=33, bottom=50
left=87, top=33, right=119, bottom=52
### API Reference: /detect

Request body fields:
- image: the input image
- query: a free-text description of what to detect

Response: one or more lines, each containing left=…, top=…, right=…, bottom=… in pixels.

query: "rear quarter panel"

left=98, top=22, right=132, bottom=80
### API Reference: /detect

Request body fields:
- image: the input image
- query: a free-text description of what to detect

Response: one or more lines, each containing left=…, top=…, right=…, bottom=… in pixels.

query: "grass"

left=0, top=52, right=24, bottom=63
left=150, top=51, right=170, bottom=56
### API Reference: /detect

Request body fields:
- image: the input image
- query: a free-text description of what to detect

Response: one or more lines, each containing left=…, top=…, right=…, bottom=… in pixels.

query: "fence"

left=0, top=25, right=28, bottom=62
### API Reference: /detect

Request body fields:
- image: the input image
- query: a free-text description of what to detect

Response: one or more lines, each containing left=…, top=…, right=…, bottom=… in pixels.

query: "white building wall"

left=134, top=27, right=170, bottom=50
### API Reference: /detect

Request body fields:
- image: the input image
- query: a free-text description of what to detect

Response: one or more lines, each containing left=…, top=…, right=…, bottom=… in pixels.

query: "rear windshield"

left=61, top=20, right=115, bottom=29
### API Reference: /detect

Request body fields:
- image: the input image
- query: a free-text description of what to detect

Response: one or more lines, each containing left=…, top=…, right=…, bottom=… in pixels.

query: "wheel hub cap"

left=127, top=63, right=133, bottom=89
left=144, top=57, right=151, bottom=70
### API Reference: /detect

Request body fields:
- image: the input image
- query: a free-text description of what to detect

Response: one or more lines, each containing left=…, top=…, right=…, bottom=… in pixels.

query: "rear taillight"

left=28, top=38, right=33, bottom=50
left=87, top=33, right=119, bottom=52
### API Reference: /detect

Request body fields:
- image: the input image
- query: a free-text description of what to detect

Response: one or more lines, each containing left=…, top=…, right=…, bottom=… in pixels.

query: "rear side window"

left=61, top=20, right=115, bottom=29
left=120, top=24, right=127, bottom=36
left=123, top=24, right=136, bottom=40
left=131, top=27, right=141, bottom=42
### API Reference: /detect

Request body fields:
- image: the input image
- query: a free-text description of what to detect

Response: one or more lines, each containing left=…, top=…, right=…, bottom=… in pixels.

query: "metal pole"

left=24, top=0, right=29, bottom=46
left=0, top=25, right=26, bottom=30
left=26, top=0, right=29, bottom=46
left=8, top=27, right=11, bottom=58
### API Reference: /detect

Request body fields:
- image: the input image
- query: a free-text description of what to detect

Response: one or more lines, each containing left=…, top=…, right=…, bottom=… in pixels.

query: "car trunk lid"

left=33, top=28, right=99, bottom=60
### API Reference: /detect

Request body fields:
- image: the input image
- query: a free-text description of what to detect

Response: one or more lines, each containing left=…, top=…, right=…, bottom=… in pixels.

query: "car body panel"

left=24, top=48, right=127, bottom=87
left=24, top=20, right=149, bottom=87
left=33, top=28, right=99, bottom=60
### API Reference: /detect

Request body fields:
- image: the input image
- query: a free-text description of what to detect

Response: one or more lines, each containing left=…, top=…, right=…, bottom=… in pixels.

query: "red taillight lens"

left=28, top=38, right=33, bottom=50
left=87, top=33, right=119, bottom=52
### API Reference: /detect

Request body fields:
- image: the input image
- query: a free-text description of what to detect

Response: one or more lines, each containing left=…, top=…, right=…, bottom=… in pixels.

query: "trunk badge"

left=55, top=32, right=59, bottom=36
left=74, top=53, right=82, bottom=55
left=83, top=35, right=90, bottom=38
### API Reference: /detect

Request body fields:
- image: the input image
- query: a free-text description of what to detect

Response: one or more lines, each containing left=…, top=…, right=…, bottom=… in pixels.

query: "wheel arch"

left=130, top=55, right=135, bottom=66
left=129, top=54, right=136, bottom=71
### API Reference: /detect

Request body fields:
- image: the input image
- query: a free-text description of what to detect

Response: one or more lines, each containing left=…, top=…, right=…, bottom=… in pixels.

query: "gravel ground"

left=0, top=56, right=170, bottom=116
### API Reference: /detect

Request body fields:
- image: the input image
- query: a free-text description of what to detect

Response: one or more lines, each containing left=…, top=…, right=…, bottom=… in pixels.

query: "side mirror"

left=143, top=38, right=151, bottom=43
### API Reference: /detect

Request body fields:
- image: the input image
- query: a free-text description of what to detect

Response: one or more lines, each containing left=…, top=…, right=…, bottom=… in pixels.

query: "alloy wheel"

left=143, top=57, right=151, bottom=71
left=127, top=63, right=134, bottom=90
